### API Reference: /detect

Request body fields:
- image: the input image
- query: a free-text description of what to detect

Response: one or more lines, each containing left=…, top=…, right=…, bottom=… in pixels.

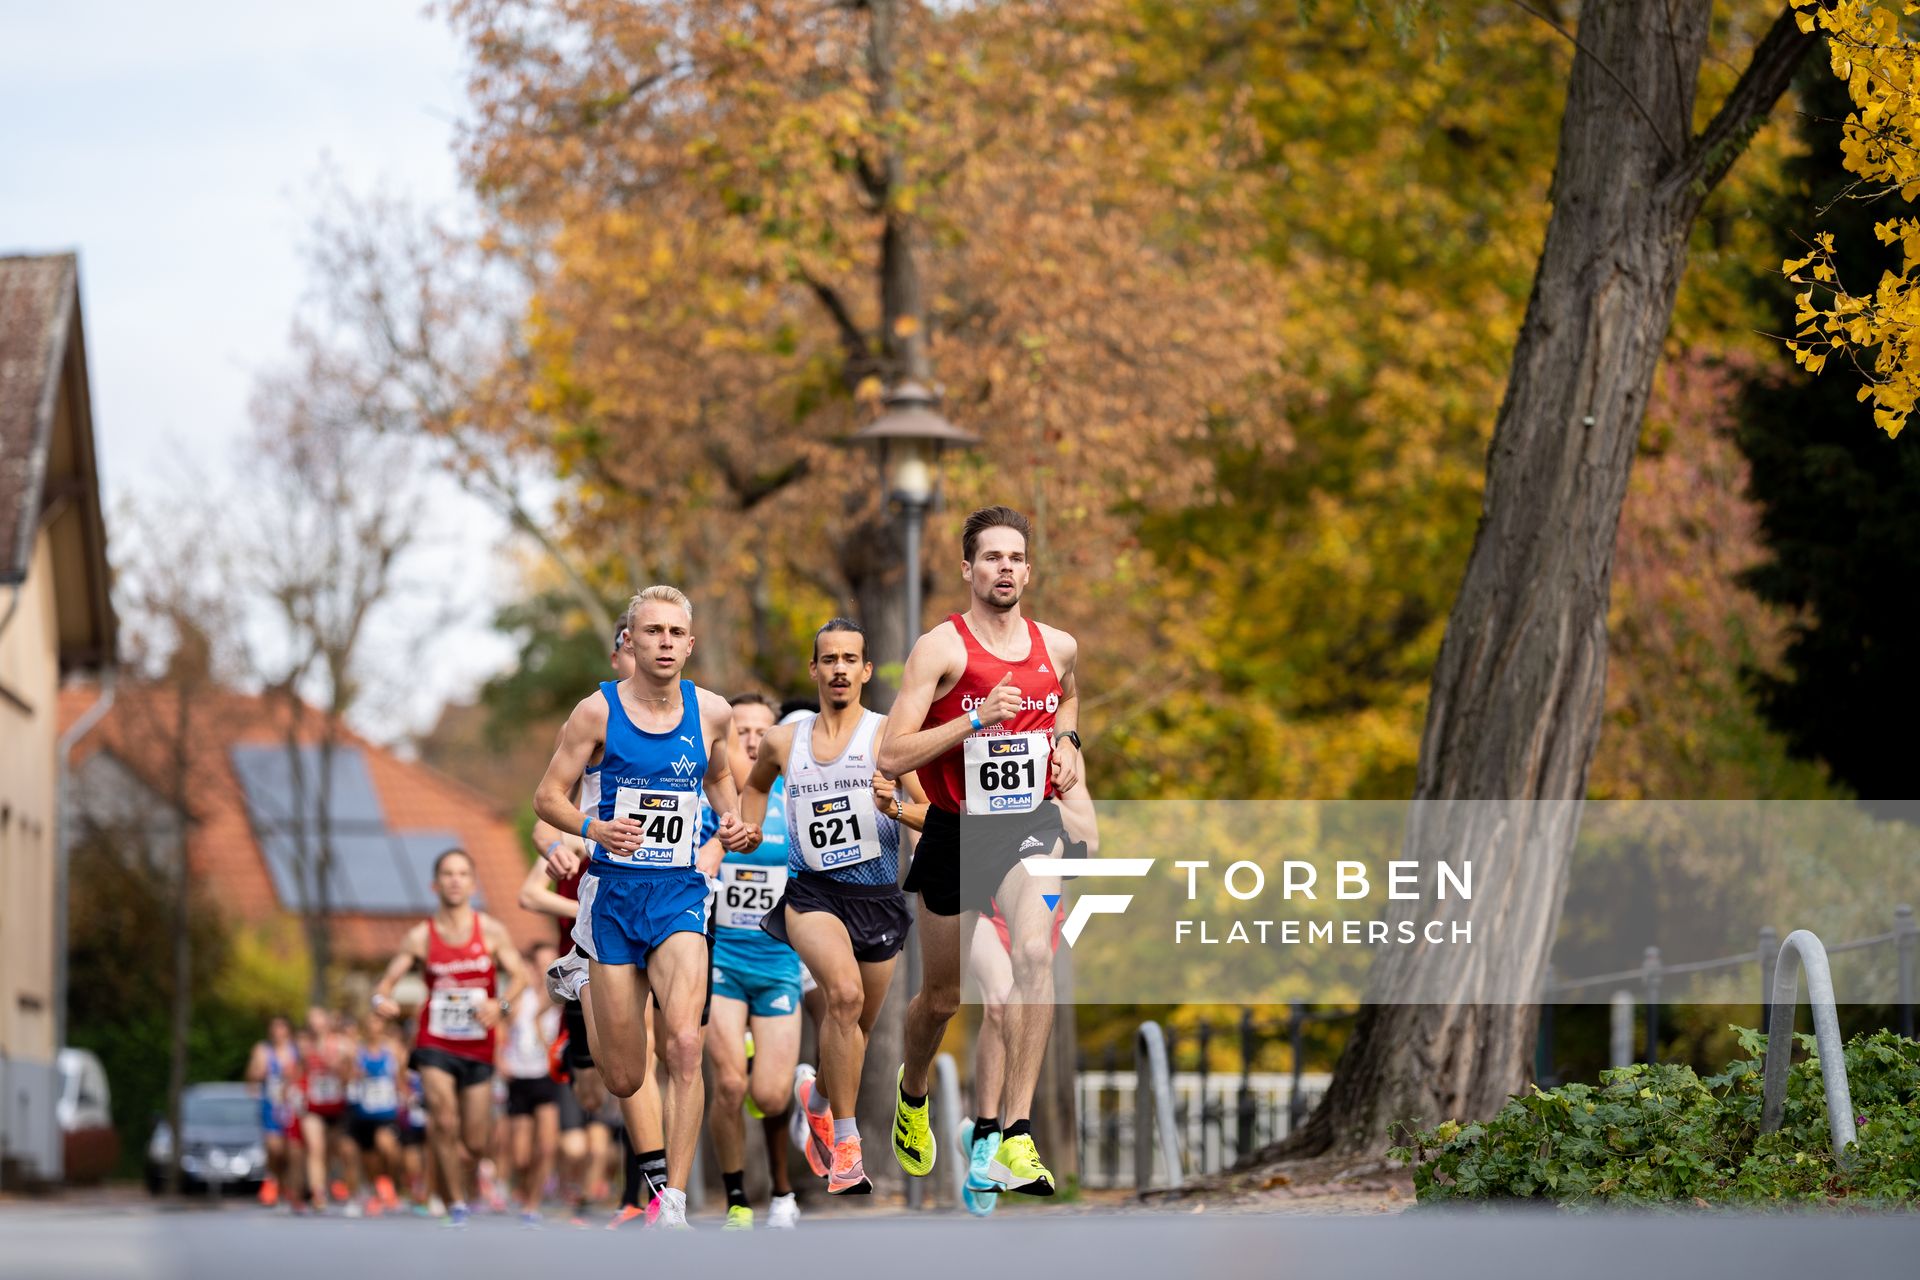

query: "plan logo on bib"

left=1020, top=858, right=1155, bottom=946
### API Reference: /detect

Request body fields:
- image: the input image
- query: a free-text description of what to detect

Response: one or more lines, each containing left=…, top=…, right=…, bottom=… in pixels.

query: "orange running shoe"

left=828, top=1135, right=872, bottom=1195
left=375, top=1175, right=399, bottom=1208
left=258, top=1177, right=280, bottom=1207
left=793, top=1072, right=834, bottom=1178
left=606, top=1204, right=647, bottom=1230
left=330, top=1179, right=350, bottom=1203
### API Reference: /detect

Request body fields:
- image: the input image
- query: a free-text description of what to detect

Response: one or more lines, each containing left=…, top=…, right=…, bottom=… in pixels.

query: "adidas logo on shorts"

left=770, top=994, right=792, bottom=1012
left=1020, top=835, right=1045, bottom=852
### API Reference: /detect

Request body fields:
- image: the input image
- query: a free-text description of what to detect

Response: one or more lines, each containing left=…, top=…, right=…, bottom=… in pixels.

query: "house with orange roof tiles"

left=57, top=682, right=549, bottom=971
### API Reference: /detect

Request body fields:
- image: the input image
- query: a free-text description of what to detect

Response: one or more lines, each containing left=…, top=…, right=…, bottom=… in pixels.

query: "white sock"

left=833, top=1116, right=858, bottom=1143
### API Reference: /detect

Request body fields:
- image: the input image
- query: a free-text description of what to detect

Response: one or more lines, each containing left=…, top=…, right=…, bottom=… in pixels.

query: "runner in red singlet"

left=878, top=505, right=1085, bottom=1196
left=370, top=847, right=528, bottom=1226
left=297, top=1007, right=356, bottom=1210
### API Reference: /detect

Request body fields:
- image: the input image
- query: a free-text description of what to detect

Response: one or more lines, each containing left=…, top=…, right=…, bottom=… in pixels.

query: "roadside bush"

left=1390, top=1028, right=1920, bottom=1206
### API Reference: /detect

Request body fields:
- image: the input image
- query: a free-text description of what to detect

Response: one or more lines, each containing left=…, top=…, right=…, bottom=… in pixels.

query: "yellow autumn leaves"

left=1784, top=0, right=1920, bottom=436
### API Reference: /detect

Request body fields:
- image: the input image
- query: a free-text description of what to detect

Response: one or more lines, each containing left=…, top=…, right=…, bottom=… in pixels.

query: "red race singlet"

left=921, top=614, right=1063, bottom=815
left=413, top=913, right=498, bottom=1064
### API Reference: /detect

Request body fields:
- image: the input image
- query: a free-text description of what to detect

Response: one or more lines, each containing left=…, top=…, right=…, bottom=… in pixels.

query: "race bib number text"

left=796, top=789, right=882, bottom=870
left=605, top=785, right=699, bottom=868
left=427, top=987, right=489, bottom=1041
left=717, top=863, right=788, bottom=929
left=962, top=731, right=1050, bottom=815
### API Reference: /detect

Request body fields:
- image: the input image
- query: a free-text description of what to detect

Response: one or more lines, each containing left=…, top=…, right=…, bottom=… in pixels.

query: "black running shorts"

left=506, top=1076, right=561, bottom=1116
left=562, top=999, right=594, bottom=1072
left=409, top=1046, right=494, bottom=1091
left=761, top=871, right=914, bottom=962
left=904, top=800, right=1070, bottom=917
left=347, top=1115, right=394, bottom=1152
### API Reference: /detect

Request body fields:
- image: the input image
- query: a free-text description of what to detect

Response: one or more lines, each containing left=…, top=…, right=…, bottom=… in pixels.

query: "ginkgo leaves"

left=1783, top=0, right=1920, bottom=437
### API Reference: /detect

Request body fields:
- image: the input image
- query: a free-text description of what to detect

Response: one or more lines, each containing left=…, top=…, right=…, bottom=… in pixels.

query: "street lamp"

left=849, top=381, right=980, bottom=654
left=848, top=381, right=977, bottom=1212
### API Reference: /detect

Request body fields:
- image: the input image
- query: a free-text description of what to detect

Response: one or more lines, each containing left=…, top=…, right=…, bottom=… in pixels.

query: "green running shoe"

left=890, top=1065, right=936, bottom=1176
left=986, top=1132, right=1055, bottom=1196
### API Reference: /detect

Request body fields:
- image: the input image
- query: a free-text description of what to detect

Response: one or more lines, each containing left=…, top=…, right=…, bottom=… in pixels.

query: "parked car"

left=145, top=1083, right=268, bottom=1196
left=55, top=1048, right=119, bottom=1183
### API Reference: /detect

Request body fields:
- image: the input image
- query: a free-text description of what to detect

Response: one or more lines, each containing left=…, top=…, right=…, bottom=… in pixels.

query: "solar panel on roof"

left=256, top=831, right=354, bottom=912
left=231, top=745, right=461, bottom=916
left=229, top=745, right=384, bottom=829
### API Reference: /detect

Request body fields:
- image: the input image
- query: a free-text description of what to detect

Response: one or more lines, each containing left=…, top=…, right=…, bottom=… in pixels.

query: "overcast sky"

left=1, top=0, right=517, bottom=742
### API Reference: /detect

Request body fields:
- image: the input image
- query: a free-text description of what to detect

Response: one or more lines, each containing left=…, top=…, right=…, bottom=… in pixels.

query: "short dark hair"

left=729, top=691, right=779, bottom=715
left=432, top=847, right=473, bottom=877
left=812, top=616, right=868, bottom=662
left=962, top=506, right=1033, bottom=563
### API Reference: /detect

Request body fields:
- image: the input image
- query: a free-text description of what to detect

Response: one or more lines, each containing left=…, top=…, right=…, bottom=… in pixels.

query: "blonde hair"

left=623, top=585, right=693, bottom=631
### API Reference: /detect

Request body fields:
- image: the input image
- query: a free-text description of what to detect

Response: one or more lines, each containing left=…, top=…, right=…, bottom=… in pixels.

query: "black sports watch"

left=1058, top=729, right=1082, bottom=751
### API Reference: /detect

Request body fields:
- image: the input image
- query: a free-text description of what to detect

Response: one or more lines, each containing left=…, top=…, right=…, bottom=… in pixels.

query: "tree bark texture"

left=1276, top=3, right=1813, bottom=1159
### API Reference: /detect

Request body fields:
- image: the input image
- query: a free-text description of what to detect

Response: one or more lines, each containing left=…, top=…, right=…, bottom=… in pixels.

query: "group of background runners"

left=246, top=505, right=1094, bottom=1229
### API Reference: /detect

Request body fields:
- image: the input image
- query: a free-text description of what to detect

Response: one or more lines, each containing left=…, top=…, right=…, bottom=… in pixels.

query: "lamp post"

left=849, top=382, right=980, bottom=661
left=848, top=381, right=976, bottom=1208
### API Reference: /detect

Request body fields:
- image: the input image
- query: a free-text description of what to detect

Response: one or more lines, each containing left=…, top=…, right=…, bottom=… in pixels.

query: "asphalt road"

left=1, top=1201, right=1915, bottom=1280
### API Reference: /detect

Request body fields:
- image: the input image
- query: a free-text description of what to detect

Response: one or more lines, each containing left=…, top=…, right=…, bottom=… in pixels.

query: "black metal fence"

left=1076, top=1005, right=1355, bottom=1186
left=1537, top=904, right=1916, bottom=1083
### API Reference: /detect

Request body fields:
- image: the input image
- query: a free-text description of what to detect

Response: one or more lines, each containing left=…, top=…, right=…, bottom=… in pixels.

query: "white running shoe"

left=789, top=1064, right=817, bottom=1153
left=654, top=1189, right=690, bottom=1229
left=766, top=1192, right=799, bottom=1229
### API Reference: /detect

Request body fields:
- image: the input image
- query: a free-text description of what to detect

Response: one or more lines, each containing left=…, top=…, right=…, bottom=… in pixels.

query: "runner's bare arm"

left=1045, top=625, right=1083, bottom=792
left=695, top=832, right=725, bottom=879
left=740, top=723, right=791, bottom=831
left=518, top=857, right=578, bottom=920
left=877, top=628, right=981, bottom=776
left=534, top=694, right=643, bottom=857
left=701, top=689, right=759, bottom=852
left=370, top=922, right=428, bottom=1014
left=485, top=916, right=529, bottom=1016
left=521, top=818, right=583, bottom=915
left=870, top=721, right=932, bottom=832
left=898, top=768, right=932, bottom=832
left=244, top=1042, right=267, bottom=1083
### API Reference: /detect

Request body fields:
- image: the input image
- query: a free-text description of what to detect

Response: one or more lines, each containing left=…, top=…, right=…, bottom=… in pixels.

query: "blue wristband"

left=968, top=709, right=984, bottom=732
left=579, top=817, right=592, bottom=840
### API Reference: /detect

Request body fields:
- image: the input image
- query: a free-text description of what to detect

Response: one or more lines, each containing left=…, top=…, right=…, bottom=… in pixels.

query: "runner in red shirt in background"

left=298, top=1008, right=356, bottom=1210
left=371, top=848, right=528, bottom=1226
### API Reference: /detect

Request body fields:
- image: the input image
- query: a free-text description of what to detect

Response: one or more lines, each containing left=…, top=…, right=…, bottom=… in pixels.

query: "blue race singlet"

left=580, top=680, right=707, bottom=875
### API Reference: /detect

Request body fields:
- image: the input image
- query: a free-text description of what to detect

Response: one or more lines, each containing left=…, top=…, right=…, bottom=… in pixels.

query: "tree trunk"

left=1276, top=3, right=1812, bottom=1159
left=164, top=684, right=193, bottom=1196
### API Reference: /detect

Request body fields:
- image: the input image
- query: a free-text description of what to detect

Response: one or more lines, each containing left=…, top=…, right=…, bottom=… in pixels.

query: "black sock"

left=639, top=1149, right=666, bottom=1201
left=1004, top=1118, right=1032, bottom=1140
left=973, top=1116, right=1001, bottom=1146
left=619, top=1132, right=642, bottom=1208
left=899, top=1080, right=927, bottom=1108
left=723, top=1170, right=748, bottom=1211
